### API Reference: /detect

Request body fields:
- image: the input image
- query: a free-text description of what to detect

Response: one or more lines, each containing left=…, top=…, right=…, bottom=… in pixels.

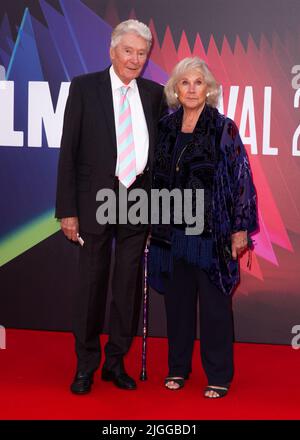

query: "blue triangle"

left=6, top=8, right=44, bottom=81
left=59, top=0, right=111, bottom=72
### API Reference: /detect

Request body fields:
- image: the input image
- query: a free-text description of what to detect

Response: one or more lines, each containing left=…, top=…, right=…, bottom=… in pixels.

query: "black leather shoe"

left=101, top=368, right=136, bottom=390
left=70, top=371, right=94, bottom=394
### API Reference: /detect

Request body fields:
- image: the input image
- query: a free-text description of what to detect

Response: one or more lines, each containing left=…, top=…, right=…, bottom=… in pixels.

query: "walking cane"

left=140, top=242, right=149, bottom=381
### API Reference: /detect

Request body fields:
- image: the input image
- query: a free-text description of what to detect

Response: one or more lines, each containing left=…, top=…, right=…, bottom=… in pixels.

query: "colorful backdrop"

left=1, top=0, right=300, bottom=344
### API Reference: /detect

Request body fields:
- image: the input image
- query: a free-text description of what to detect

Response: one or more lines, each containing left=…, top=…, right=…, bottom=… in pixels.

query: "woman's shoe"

left=164, top=376, right=185, bottom=390
left=204, top=385, right=229, bottom=398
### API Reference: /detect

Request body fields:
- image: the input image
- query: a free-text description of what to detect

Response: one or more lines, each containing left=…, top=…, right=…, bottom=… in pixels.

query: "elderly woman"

left=149, top=57, right=257, bottom=398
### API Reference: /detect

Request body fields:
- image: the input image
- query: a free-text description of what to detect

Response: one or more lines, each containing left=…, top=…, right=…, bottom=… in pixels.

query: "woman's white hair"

left=111, top=19, right=152, bottom=51
left=165, top=57, right=221, bottom=109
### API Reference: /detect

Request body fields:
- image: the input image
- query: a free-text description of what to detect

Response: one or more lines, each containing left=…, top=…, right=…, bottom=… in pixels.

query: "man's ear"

left=109, top=46, right=114, bottom=61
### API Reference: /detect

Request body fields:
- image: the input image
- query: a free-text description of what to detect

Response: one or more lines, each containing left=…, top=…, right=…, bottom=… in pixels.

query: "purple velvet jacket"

left=150, top=105, right=258, bottom=295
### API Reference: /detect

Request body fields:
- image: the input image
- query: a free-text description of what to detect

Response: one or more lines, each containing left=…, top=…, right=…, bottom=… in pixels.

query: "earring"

left=174, top=92, right=178, bottom=99
left=206, top=92, right=210, bottom=98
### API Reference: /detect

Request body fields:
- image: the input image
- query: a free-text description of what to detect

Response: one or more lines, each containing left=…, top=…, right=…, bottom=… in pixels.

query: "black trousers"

left=72, top=176, right=149, bottom=375
left=164, top=258, right=234, bottom=386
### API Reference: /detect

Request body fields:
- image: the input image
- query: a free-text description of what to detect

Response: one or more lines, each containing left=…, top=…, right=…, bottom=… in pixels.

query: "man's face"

left=110, top=32, right=149, bottom=84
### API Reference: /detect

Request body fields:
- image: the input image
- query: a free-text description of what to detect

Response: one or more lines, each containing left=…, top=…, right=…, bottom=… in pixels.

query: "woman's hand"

left=231, top=231, right=248, bottom=260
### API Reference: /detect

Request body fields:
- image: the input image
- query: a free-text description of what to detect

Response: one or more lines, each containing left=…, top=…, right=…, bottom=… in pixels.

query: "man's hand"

left=60, top=217, right=79, bottom=242
left=231, top=231, right=248, bottom=260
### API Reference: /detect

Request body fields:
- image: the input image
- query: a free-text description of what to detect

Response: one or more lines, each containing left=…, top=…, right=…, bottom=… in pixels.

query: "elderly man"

left=55, top=20, right=166, bottom=394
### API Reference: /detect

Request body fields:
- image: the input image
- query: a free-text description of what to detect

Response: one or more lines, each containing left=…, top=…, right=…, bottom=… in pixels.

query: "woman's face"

left=176, top=70, right=208, bottom=111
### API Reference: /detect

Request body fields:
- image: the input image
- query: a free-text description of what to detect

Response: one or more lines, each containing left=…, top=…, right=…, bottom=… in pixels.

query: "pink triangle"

left=192, top=34, right=208, bottom=62
left=161, top=26, right=178, bottom=75
left=148, top=19, right=165, bottom=70
left=177, top=31, right=192, bottom=60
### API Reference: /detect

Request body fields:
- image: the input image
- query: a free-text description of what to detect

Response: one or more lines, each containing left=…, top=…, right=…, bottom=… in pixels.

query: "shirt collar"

left=109, top=65, right=137, bottom=93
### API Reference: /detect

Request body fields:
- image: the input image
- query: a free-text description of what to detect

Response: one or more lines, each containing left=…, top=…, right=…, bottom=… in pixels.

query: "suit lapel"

left=94, top=69, right=117, bottom=151
left=137, top=78, right=154, bottom=151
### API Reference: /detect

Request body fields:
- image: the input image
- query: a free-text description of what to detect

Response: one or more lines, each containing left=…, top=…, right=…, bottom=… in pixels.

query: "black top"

left=170, top=128, right=215, bottom=236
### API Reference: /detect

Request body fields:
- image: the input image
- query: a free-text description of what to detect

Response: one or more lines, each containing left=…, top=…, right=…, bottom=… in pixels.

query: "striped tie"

left=117, top=86, right=136, bottom=188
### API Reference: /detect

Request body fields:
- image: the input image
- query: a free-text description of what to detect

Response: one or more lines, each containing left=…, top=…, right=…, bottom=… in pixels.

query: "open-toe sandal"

left=164, top=377, right=185, bottom=390
left=204, top=385, right=229, bottom=398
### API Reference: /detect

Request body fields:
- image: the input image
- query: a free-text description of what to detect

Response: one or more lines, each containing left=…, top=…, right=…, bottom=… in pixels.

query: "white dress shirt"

left=109, top=65, right=149, bottom=176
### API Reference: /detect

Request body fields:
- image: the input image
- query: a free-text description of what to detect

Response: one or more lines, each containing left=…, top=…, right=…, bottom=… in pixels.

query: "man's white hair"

left=111, top=19, right=152, bottom=51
